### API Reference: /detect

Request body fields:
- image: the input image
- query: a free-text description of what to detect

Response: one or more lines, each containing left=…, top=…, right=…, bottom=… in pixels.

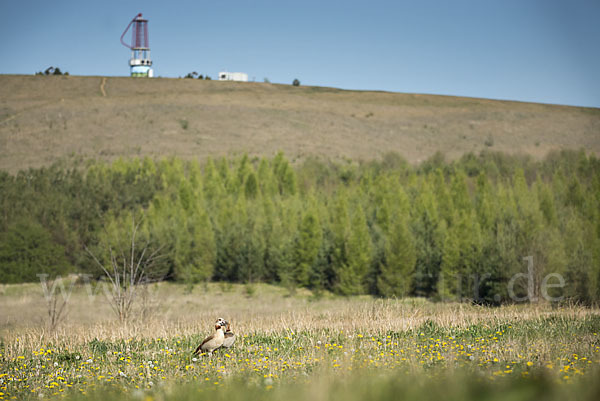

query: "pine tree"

left=244, top=171, right=259, bottom=199
left=236, top=154, right=252, bottom=189
left=375, top=197, right=390, bottom=233
left=273, top=152, right=297, bottom=196
left=184, top=209, right=216, bottom=283
left=551, top=168, right=567, bottom=207
left=377, top=214, right=416, bottom=297
left=536, top=176, right=557, bottom=226
left=281, top=166, right=297, bottom=196
left=178, top=180, right=193, bottom=211
left=438, top=210, right=481, bottom=301
left=450, top=169, right=471, bottom=212
left=563, top=214, right=594, bottom=303
left=475, top=171, right=495, bottom=231
left=411, top=179, right=442, bottom=297
left=203, top=158, right=223, bottom=202
left=340, top=205, right=372, bottom=295
left=433, top=168, right=454, bottom=225
left=257, top=157, right=277, bottom=197
left=188, top=160, right=203, bottom=194
left=217, top=157, right=235, bottom=195
left=238, top=211, right=267, bottom=284
left=293, top=208, right=322, bottom=287
left=331, top=195, right=351, bottom=294
left=566, top=176, right=586, bottom=215
left=438, top=222, right=461, bottom=300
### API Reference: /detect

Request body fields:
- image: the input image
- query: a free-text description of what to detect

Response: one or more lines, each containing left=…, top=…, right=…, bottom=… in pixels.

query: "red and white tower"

left=120, top=13, right=153, bottom=77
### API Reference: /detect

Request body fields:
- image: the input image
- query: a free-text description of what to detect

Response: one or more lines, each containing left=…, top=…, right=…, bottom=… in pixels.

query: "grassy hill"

left=1, top=74, right=599, bottom=172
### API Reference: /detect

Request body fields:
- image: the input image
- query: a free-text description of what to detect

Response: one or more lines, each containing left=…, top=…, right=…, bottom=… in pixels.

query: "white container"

left=218, top=72, right=248, bottom=82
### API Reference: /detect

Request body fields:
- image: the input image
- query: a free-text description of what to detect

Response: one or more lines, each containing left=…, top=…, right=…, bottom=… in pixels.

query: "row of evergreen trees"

left=1, top=150, right=599, bottom=304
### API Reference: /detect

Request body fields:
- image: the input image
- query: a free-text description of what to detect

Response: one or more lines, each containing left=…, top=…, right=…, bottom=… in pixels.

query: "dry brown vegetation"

left=1, top=74, right=599, bottom=172
left=1, top=281, right=597, bottom=347
left=2, top=281, right=599, bottom=401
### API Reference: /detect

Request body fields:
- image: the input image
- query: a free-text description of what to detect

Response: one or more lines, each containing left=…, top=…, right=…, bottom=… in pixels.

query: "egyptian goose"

left=222, top=321, right=236, bottom=348
left=194, top=318, right=226, bottom=355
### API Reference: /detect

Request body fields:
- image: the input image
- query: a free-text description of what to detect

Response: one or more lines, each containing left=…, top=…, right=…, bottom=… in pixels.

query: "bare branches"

left=38, top=274, right=74, bottom=331
left=85, top=216, right=163, bottom=323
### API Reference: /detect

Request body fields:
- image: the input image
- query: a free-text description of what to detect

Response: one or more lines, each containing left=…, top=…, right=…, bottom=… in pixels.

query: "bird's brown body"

left=222, top=322, right=236, bottom=348
left=194, top=323, right=225, bottom=355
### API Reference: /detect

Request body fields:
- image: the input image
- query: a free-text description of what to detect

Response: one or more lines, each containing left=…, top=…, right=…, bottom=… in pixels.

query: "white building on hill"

left=218, top=72, right=248, bottom=82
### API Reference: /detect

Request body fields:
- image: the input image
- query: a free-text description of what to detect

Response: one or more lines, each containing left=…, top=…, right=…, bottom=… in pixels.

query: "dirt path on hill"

left=100, top=77, right=107, bottom=97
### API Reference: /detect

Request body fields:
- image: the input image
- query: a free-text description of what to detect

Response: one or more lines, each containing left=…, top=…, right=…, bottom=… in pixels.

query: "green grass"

left=1, top=282, right=600, bottom=400
left=1, top=315, right=599, bottom=400
left=65, top=371, right=600, bottom=401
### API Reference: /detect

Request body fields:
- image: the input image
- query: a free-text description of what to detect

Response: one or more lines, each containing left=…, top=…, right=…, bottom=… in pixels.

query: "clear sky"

left=1, top=0, right=599, bottom=107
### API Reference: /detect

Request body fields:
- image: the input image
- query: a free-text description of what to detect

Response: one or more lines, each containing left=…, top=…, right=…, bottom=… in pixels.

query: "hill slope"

left=1, top=74, right=599, bottom=172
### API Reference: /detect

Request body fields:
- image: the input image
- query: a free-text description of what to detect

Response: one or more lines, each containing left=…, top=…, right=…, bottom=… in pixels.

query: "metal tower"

left=120, top=13, right=153, bottom=77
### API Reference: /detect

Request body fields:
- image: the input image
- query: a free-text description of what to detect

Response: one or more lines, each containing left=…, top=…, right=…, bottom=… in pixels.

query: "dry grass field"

left=2, top=281, right=595, bottom=341
left=1, top=74, right=599, bottom=172
left=1, top=281, right=599, bottom=400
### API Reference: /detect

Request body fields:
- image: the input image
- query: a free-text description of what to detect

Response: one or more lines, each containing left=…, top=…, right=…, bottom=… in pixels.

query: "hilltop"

left=0, top=74, right=599, bottom=172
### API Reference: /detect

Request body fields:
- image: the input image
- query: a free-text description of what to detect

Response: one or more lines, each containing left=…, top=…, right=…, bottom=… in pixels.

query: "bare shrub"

left=85, top=218, right=163, bottom=323
left=38, top=274, right=74, bottom=331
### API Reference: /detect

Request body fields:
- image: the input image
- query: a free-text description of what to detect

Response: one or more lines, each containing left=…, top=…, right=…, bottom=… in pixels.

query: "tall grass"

left=1, top=283, right=599, bottom=400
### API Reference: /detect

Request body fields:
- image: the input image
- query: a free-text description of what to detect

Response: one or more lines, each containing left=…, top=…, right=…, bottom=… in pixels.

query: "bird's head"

left=215, top=318, right=227, bottom=330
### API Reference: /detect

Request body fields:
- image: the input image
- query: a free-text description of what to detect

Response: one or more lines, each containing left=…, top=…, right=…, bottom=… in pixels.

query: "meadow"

left=1, top=282, right=600, bottom=401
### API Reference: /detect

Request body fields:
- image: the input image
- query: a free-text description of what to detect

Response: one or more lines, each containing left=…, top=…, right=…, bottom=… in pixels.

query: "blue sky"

left=1, top=0, right=599, bottom=107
